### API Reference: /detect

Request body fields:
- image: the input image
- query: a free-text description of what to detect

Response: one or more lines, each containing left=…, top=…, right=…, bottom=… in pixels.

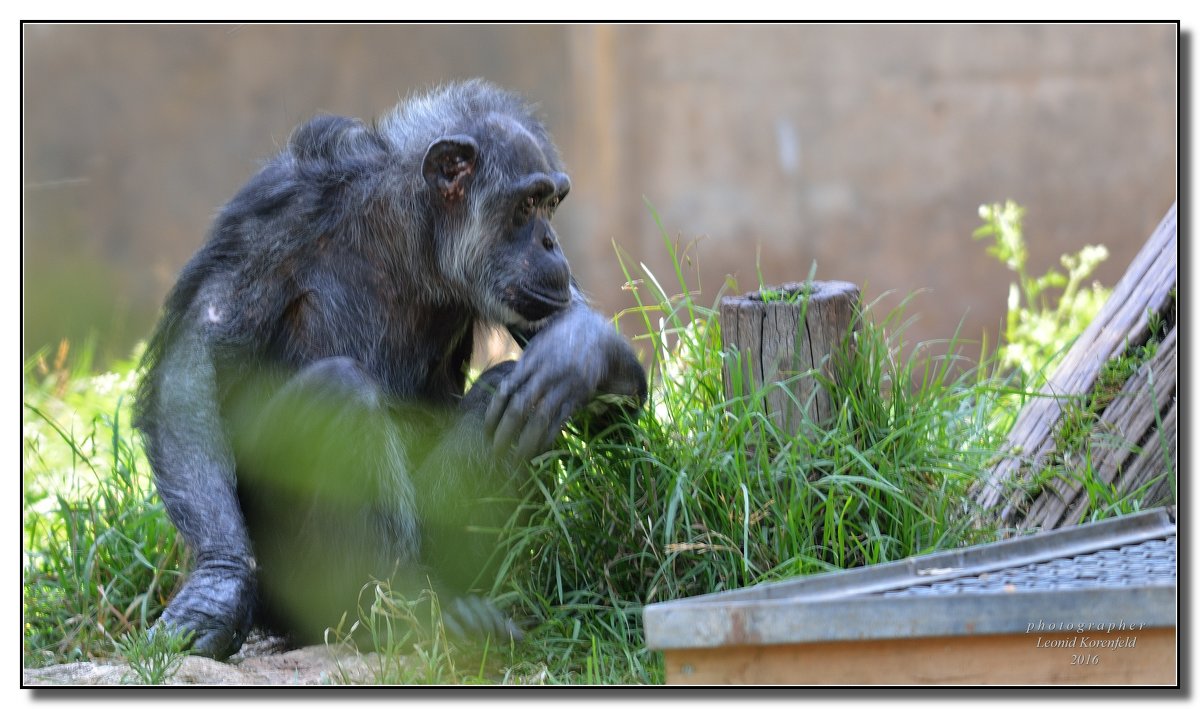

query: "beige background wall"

left=22, top=24, right=1177, bottom=364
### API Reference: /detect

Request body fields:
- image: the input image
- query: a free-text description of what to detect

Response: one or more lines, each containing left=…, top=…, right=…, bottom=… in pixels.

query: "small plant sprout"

left=114, top=626, right=193, bottom=685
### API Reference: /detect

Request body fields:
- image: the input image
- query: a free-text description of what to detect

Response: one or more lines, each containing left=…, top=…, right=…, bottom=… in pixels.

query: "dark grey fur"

left=135, top=80, right=647, bottom=659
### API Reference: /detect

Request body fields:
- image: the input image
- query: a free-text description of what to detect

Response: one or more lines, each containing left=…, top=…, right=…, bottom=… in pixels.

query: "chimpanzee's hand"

left=151, top=561, right=255, bottom=660
left=485, top=307, right=645, bottom=460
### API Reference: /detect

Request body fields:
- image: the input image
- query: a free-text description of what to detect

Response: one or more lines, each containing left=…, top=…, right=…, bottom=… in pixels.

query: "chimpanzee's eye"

left=516, top=195, right=536, bottom=224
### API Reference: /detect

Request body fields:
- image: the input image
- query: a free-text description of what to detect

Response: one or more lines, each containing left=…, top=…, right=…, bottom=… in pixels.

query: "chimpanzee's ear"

left=422, top=135, right=478, bottom=204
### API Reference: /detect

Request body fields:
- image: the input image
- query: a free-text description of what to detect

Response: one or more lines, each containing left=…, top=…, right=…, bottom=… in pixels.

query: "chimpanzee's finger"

left=494, top=378, right=545, bottom=455
left=515, top=406, right=552, bottom=460
left=483, top=376, right=514, bottom=440
left=485, top=361, right=536, bottom=445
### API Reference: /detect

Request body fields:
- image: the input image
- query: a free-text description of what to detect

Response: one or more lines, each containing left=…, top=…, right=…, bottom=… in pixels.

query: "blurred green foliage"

left=973, top=200, right=1110, bottom=383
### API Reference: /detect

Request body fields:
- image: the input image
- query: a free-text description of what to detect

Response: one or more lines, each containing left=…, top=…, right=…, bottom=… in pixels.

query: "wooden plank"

left=805, top=284, right=859, bottom=423
left=720, top=299, right=761, bottom=401
left=1107, top=399, right=1177, bottom=508
left=719, top=297, right=739, bottom=398
left=974, top=202, right=1177, bottom=527
left=1024, top=326, right=1177, bottom=529
left=739, top=301, right=763, bottom=393
left=664, top=628, right=1176, bottom=685
left=762, top=300, right=807, bottom=432
left=1131, top=402, right=1177, bottom=504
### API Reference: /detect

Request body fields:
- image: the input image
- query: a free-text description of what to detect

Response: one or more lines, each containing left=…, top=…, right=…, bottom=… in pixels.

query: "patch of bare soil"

left=22, top=633, right=391, bottom=686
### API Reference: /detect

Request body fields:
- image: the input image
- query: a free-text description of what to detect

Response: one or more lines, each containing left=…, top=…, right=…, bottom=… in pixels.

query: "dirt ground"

left=22, top=633, right=390, bottom=686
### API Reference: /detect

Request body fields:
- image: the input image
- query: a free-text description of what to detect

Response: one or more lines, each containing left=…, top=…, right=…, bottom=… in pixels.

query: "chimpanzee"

left=134, top=80, right=647, bottom=660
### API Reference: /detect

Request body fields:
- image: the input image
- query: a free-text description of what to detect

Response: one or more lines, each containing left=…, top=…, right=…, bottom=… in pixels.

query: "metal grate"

left=881, top=535, right=1176, bottom=597
left=644, top=509, right=1178, bottom=650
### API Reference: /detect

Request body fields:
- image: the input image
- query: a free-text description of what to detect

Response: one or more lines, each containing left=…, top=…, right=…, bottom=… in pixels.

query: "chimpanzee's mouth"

left=512, top=285, right=571, bottom=321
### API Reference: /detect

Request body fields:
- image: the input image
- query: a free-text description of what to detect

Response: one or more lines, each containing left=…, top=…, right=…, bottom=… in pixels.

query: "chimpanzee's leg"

left=411, top=360, right=526, bottom=640
left=233, top=357, right=522, bottom=646
left=229, top=357, right=422, bottom=646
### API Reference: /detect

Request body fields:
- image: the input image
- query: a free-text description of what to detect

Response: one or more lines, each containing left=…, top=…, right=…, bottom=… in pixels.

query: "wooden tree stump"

left=719, top=281, right=860, bottom=436
left=974, top=202, right=1178, bottom=530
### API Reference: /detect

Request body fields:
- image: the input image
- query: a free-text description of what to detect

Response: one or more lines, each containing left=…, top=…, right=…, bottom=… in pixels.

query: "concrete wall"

left=22, top=23, right=1177, bottom=365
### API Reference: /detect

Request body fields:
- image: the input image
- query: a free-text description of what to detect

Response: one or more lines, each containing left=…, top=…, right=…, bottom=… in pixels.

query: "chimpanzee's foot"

left=151, top=567, right=255, bottom=660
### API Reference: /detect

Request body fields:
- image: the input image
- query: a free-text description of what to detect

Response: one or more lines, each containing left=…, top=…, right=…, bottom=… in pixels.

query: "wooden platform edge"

left=664, top=628, right=1177, bottom=685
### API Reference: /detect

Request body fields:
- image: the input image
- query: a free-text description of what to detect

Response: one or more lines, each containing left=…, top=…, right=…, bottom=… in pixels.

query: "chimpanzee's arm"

left=141, top=320, right=256, bottom=659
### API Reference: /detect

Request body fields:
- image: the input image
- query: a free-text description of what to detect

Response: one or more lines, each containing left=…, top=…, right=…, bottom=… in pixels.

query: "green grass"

left=460, top=223, right=1008, bottom=683
left=20, top=253, right=1006, bottom=683
left=23, top=343, right=184, bottom=668
left=26, top=216, right=1098, bottom=684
